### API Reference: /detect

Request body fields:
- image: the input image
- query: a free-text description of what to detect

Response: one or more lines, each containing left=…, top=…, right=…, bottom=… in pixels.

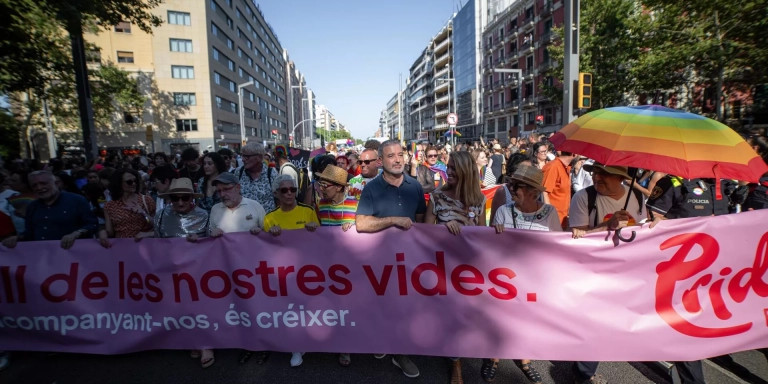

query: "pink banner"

left=1, top=210, right=767, bottom=361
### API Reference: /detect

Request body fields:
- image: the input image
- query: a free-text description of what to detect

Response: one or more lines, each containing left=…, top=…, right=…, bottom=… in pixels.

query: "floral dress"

left=104, top=195, right=156, bottom=238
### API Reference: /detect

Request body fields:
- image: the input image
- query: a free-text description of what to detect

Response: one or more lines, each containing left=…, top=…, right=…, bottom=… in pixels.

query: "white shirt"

left=209, top=197, right=266, bottom=233
left=493, top=203, right=562, bottom=232
left=571, top=165, right=594, bottom=193
left=569, top=185, right=647, bottom=229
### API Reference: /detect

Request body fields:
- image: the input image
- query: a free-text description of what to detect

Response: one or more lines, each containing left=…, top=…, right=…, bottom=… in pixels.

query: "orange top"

left=541, top=159, right=570, bottom=228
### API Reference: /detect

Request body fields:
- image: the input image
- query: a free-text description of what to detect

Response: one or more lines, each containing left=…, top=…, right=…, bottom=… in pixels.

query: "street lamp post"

left=493, top=68, right=523, bottom=138
left=292, top=118, right=314, bottom=148
left=290, top=84, right=305, bottom=148
left=237, top=80, right=255, bottom=150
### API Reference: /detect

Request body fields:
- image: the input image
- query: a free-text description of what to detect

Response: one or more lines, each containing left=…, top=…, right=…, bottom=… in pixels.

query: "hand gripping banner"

left=1, top=210, right=767, bottom=360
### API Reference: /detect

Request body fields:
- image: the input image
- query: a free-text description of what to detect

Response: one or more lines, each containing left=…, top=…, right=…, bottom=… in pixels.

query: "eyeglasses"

left=507, top=182, right=528, bottom=192
left=427, top=154, right=439, bottom=158
left=360, top=159, right=376, bottom=165
left=318, top=181, right=340, bottom=189
left=170, top=195, right=192, bottom=202
left=124, top=179, right=136, bottom=186
left=537, top=150, right=549, bottom=154
left=279, top=187, right=298, bottom=194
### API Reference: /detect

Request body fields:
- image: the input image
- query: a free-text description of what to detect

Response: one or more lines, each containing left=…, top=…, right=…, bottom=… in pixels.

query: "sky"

left=256, top=0, right=463, bottom=140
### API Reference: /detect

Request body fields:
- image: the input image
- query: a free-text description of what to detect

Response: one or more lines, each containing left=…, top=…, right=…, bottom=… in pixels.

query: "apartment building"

left=386, top=91, right=404, bottom=141
left=86, top=0, right=290, bottom=154
left=405, top=48, right=434, bottom=142
left=481, top=0, right=564, bottom=139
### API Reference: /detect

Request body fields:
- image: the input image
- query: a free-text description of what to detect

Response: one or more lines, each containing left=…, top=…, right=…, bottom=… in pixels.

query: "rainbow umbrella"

left=444, top=129, right=462, bottom=137
left=550, top=105, right=767, bottom=183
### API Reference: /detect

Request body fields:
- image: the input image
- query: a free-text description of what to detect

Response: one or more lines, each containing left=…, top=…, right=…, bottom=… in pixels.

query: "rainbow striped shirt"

left=317, top=195, right=358, bottom=226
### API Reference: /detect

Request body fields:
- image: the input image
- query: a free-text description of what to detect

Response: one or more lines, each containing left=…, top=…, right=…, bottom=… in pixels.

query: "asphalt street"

left=2, top=349, right=766, bottom=383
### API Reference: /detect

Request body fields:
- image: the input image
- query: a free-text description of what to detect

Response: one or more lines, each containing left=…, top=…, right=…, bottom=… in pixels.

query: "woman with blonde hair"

left=472, top=148, right=497, bottom=188
left=423, top=150, right=486, bottom=384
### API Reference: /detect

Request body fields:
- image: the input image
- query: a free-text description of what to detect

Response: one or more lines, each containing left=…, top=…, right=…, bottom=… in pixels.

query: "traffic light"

left=578, top=72, right=592, bottom=109
left=271, top=129, right=278, bottom=139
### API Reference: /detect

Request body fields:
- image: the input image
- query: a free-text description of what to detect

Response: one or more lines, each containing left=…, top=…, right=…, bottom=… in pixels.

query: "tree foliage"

left=0, top=0, right=161, bottom=95
left=540, top=0, right=768, bottom=120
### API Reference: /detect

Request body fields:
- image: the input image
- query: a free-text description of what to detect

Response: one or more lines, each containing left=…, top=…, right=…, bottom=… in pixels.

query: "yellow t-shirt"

left=263, top=203, right=319, bottom=230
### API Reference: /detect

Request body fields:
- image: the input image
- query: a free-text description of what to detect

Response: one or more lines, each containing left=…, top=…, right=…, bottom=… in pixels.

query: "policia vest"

left=647, top=176, right=730, bottom=219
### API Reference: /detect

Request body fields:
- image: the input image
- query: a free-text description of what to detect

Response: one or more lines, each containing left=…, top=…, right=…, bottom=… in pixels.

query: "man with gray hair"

left=234, top=142, right=278, bottom=213
left=355, top=139, right=426, bottom=378
left=208, top=172, right=266, bottom=236
left=1, top=170, right=97, bottom=249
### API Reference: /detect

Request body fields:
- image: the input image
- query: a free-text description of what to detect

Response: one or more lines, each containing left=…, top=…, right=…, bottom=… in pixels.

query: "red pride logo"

left=655, top=232, right=768, bottom=338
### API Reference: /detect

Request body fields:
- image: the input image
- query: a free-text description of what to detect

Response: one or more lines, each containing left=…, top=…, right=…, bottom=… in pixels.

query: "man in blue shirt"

left=2, top=170, right=97, bottom=249
left=355, top=139, right=426, bottom=378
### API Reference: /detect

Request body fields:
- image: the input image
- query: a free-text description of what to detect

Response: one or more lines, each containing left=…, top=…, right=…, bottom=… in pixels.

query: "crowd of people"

left=1, top=131, right=767, bottom=383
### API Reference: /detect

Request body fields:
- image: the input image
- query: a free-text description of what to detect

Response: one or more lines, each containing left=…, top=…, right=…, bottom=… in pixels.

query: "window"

left=170, top=39, right=193, bottom=53
left=174, top=93, right=196, bottom=106
left=176, top=119, right=198, bottom=132
left=172, top=65, right=194, bottom=79
left=123, top=112, right=138, bottom=124
left=86, top=49, right=101, bottom=64
left=114, top=21, right=131, bottom=33
left=117, top=51, right=134, bottom=63
left=168, top=11, right=191, bottom=26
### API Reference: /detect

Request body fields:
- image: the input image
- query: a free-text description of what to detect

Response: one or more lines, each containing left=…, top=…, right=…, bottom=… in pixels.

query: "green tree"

left=635, top=0, right=768, bottom=121
left=0, top=0, right=161, bottom=160
left=580, top=0, right=642, bottom=108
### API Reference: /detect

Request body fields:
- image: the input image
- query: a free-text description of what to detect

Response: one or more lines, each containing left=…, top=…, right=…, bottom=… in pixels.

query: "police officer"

left=647, top=175, right=734, bottom=384
left=647, top=176, right=731, bottom=219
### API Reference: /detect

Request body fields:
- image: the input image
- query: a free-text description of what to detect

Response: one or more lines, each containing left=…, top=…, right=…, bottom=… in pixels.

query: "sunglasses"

left=279, top=187, right=298, bottom=194
left=427, top=154, right=439, bottom=158
left=123, top=179, right=136, bottom=186
left=318, top=181, right=340, bottom=189
left=170, top=195, right=192, bottom=202
left=360, top=159, right=376, bottom=165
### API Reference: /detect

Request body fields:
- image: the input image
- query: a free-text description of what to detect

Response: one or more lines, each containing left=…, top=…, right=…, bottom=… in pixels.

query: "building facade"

left=481, top=0, right=564, bottom=140
left=85, top=0, right=292, bottom=154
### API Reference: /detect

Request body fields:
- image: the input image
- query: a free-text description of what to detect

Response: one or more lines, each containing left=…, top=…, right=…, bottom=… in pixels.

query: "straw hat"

left=159, top=178, right=202, bottom=197
left=583, top=162, right=631, bottom=179
left=508, top=164, right=546, bottom=192
left=314, top=164, right=349, bottom=186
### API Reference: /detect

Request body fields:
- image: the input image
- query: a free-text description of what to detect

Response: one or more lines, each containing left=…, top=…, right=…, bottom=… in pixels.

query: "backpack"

left=743, top=176, right=768, bottom=211
left=586, top=185, right=644, bottom=228
left=280, top=162, right=310, bottom=203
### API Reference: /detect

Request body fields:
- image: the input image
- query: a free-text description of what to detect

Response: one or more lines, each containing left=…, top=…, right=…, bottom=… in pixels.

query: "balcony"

left=434, top=122, right=449, bottom=131
left=435, top=108, right=449, bottom=118
left=434, top=51, right=451, bottom=67
left=435, top=94, right=450, bottom=105
left=434, top=79, right=449, bottom=91
left=495, top=56, right=505, bottom=65
left=521, top=41, right=534, bottom=52
left=540, top=31, right=553, bottom=42
left=433, top=38, right=451, bottom=55
left=434, top=65, right=449, bottom=79
left=522, top=18, right=535, bottom=32
left=540, top=0, right=554, bottom=16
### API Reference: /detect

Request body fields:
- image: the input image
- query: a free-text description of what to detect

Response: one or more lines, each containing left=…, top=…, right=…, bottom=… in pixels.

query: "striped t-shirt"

left=317, top=195, right=358, bottom=226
